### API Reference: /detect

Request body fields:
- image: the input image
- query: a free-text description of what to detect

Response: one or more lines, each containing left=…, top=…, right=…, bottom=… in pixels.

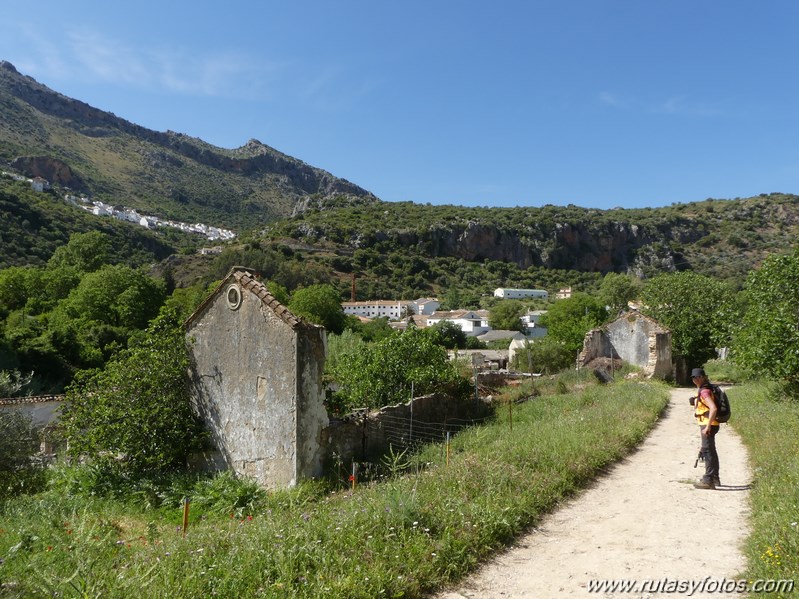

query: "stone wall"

left=186, top=269, right=329, bottom=489
left=579, top=312, right=672, bottom=380
left=322, top=393, right=492, bottom=469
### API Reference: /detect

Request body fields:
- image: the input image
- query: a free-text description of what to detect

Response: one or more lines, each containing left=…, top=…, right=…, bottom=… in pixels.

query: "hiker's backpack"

left=710, top=384, right=731, bottom=423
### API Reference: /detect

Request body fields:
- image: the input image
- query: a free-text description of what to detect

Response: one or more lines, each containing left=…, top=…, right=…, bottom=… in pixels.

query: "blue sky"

left=2, top=1, right=798, bottom=210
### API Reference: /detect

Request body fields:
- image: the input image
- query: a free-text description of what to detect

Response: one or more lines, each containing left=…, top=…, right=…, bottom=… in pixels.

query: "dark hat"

left=691, top=368, right=706, bottom=378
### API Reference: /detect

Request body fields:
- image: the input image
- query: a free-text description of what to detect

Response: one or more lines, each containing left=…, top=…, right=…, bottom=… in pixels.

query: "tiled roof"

left=184, top=267, right=304, bottom=329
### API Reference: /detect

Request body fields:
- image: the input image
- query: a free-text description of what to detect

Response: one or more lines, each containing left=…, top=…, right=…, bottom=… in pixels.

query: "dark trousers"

left=700, top=425, right=720, bottom=484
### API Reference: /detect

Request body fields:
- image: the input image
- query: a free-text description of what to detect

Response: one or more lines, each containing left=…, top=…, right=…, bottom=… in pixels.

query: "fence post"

left=182, top=496, right=191, bottom=537
left=409, top=382, right=414, bottom=444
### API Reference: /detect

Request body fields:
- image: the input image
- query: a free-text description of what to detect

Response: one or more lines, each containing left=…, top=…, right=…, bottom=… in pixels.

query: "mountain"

left=256, top=193, right=799, bottom=294
left=3, top=61, right=799, bottom=297
left=0, top=61, right=377, bottom=232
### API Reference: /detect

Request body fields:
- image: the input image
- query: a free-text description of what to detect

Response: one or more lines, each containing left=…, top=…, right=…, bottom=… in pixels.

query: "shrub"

left=59, top=306, right=205, bottom=478
left=0, top=410, right=46, bottom=498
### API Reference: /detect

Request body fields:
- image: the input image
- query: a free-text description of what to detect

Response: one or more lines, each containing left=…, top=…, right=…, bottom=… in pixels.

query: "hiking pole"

left=694, top=448, right=704, bottom=468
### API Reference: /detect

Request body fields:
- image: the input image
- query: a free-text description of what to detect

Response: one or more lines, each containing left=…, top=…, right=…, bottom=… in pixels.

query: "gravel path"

left=436, top=387, right=752, bottom=598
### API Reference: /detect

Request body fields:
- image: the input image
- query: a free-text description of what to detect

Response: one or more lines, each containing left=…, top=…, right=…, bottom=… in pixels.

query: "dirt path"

left=436, top=387, right=752, bottom=598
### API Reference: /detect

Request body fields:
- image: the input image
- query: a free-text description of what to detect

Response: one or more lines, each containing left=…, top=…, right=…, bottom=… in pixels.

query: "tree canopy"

left=732, top=249, right=799, bottom=394
left=327, top=327, right=467, bottom=413
left=488, top=300, right=525, bottom=331
left=60, top=307, right=204, bottom=476
left=641, top=271, right=738, bottom=368
left=288, top=284, right=346, bottom=334
left=539, top=293, right=608, bottom=355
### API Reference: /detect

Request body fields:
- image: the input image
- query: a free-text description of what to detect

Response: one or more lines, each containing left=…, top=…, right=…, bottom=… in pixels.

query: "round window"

left=226, top=284, right=242, bottom=310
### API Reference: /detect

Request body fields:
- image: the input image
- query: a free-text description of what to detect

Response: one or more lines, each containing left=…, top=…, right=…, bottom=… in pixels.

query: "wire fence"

left=376, top=411, right=494, bottom=454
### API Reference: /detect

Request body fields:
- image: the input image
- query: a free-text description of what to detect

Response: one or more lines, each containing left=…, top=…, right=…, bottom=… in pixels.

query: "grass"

left=0, top=378, right=668, bottom=598
left=727, top=383, right=799, bottom=596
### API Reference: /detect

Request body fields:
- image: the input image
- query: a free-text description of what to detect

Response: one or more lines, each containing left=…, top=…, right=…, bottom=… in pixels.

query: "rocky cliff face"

left=10, top=155, right=85, bottom=189
left=302, top=217, right=700, bottom=274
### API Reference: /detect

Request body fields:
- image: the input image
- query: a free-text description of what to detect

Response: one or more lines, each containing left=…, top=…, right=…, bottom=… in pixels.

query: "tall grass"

left=728, top=383, right=799, bottom=593
left=0, top=380, right=668, bottom=598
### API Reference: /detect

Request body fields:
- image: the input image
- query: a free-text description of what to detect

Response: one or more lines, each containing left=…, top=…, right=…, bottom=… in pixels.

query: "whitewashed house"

left=494, top=288, right=548, bottom=300
left=426, top=310, right=490, bottom=337
left=341, top=300, right=409, bottom=320
left=410, top=298, right=441, bottom=316
left=521, top=310, right=548, bottom=338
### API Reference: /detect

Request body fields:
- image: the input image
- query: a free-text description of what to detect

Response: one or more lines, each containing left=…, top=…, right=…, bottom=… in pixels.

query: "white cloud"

left=599, top=90, right=721, bottom=117
left=598, top=91, right=625, bottom=107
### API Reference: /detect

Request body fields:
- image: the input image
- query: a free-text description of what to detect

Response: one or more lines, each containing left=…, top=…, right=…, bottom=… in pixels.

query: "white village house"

left=341, top=300, right=409, bottom=320
left=493, top=288, right=548, bottom=300
left=426, top=310, right=490, bottom=337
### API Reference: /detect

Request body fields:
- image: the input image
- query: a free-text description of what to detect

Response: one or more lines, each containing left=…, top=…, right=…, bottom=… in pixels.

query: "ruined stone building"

left=578, top=311, right=672, bottom=379
left=185, top=268, right=329, bottom=489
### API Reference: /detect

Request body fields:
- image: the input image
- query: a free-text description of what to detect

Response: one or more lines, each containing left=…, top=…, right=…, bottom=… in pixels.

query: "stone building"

left=185, top=267, right=329, bottom=489
left=578, top=311, right=672, bottom=379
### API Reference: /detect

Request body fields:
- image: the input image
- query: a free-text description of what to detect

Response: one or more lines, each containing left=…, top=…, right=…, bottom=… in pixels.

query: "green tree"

left=289, top=284, right=346, bottom=334
left=511, top=337, right=575, bottom=374
left=489, top=300, right=525, bottom=331
left=329, top=327, right=466, bottom=412
left=352, top=317, right=396, bottom=343
left=0, top=409, right=45, bottom=498
left=599, top=272, right=641, bottom=315
left=47, top=230, right=110, bottom=273
left=48, top=265, right=166, bottom=369
left=732, top=250, right=799, bottom=395
left=60, top=307, right=204, bottom=476
left=640, top=271, right=737, bottom=368
left=0, top=267, right=32, bottom=315
left=427, top=320, right=468, bottom=349
left=539, top=293, right=608, bottom=355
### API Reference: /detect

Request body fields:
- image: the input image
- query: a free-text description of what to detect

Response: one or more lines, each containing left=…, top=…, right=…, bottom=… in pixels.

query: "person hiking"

left=690, top=367, right=720, bottom=489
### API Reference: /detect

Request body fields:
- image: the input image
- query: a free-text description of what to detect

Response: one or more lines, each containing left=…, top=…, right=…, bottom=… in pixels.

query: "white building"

left=426, top=310, right=490, bottom=337
left=520, top=310, right=548, bottom=339
left=341, top=300, right=409, bottom=320
left=494, top=288, right=548, bottom=300
left=409, top=298, right=441, bottom=315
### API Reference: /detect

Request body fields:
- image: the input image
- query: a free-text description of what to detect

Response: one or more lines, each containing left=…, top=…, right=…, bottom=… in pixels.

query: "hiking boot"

left=713, top=476, right=721, bottom=487
left=693, top=480, right=716, bottom=490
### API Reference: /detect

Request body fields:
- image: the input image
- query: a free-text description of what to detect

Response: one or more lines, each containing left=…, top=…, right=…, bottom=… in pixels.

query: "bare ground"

left=435, top=387, right=752, bottom=599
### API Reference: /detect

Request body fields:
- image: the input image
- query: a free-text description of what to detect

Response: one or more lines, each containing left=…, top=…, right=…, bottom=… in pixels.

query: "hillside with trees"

left=0, top=60, right=376, bottom=231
